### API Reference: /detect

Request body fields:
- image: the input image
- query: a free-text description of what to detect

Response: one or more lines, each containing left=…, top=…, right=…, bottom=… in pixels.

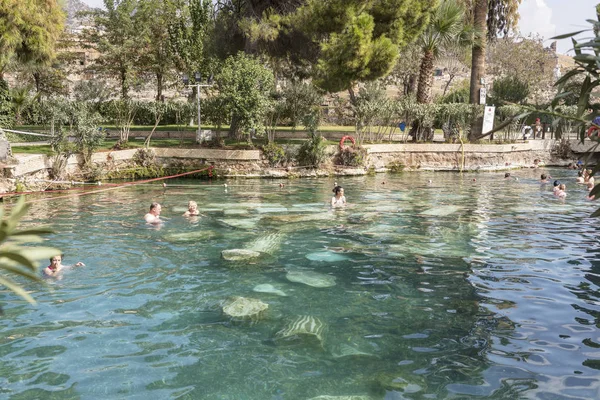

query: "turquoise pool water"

left=1, top=169, right=599, bottom=399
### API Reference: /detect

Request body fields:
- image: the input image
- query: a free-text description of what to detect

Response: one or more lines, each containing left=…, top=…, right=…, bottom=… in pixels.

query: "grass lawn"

left=14, top=124, right=356, bottom=133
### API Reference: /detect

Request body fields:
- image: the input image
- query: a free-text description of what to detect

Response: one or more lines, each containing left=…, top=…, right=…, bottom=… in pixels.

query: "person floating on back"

left=145, top=202, right=162, bottom=224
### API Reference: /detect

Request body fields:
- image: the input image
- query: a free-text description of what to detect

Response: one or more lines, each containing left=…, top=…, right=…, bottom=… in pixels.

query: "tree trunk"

left=403, top=74, right=417, bottom=96
left=229, top=113, right=242, bottom=140
left=469, top=0, right=487, bottom=141
left=416, top=50, right=435, bottom=104
left=443, top=74, right=456, bottom=96
left=33, top=72, right=41, bottom=95
left=156, top=72, right=163, bottom=102
left=120, top=69, right=129, bottom=99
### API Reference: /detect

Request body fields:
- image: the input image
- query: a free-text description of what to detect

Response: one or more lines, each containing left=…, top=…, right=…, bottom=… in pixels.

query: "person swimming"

left=553, top=180, right=561, bottom=194
left=43, top=254, right=85, bottom=277
left=144, top=202, right=162, bottom=224
left=183, top=201, right=199, bottom=217
left=331, top=186, right=346, bottom=208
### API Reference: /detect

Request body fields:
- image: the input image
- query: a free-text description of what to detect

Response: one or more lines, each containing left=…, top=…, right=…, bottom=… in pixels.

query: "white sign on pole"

left=479, top=87, right=487, bottom=105
left=482, top=106, right=495, bottom=135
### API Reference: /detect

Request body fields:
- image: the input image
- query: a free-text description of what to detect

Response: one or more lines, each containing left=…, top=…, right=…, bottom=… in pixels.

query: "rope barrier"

left=0, top=166, right=214, bottom=203
left=3, top=129, right=54, bottom=137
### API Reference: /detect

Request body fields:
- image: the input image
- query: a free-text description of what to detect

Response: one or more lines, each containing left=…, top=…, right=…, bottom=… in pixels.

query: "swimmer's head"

left=553, top=180, right=560, bottom=187
left=541, top=174, right=547, bottom=180
left=504, top=173, right=511, bottom=178
left=188, top=201, right=197, bottom=210
left=149, top=202, right=161, bottom=215
left=559, top=184, right=566, bottom=191
left=332, top=186, right=344, bottom=196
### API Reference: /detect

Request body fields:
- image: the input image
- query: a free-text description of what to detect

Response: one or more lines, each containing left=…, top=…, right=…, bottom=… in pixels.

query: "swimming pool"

left=1, top=169, right=599, bottom=399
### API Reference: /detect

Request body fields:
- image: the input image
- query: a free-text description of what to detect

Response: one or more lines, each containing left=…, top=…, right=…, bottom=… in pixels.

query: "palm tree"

left=416, top=0, right=471, bottom=104
left=467, top=0, right=522, bottom=141
left=9, top=86, right=36, bottom=125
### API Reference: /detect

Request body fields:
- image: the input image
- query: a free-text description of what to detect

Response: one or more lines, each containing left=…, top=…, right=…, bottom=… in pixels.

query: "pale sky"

left=80, top=0, right=597, bottom=55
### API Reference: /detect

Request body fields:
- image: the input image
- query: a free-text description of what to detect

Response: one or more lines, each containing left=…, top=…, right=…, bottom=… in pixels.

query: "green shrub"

left=489, top=75, right=530, bottom=105
left=261, top=142, right=285, bottom=167
left=132, top=148, right=156, bottom=167
left=0, top=78, right=14, bottom=129
left=335, top=146, right=367, bottom=166
left=297, top=135, right=328, bottom=167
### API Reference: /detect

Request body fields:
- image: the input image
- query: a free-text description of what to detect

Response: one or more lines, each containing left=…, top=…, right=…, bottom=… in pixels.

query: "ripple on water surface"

left=1, top=171, right=600, bottom=399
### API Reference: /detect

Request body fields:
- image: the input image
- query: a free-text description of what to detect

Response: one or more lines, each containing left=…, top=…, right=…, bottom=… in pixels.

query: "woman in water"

left=43, top=255, right=85, bottom=277
left=183, top=200, right=200, bottom=217
left=331, top=186, right=346, bottom=208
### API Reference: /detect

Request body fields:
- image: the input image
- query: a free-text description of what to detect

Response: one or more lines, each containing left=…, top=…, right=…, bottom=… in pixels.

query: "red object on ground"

left=587, top=126, right=600, bottom=140
left=339, top=135, right=356, bottom=150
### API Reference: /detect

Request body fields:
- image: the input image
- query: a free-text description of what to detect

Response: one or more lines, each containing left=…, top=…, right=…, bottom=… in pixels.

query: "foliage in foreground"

left=0, top=197, right=61, bottom=305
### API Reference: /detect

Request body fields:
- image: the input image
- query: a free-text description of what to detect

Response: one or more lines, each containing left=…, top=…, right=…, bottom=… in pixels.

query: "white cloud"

left=518, top=0, right=557, bottom=41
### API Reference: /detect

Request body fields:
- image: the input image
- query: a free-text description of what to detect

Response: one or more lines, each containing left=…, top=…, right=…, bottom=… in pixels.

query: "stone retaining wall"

left=3, top=140, right=574, bottom=185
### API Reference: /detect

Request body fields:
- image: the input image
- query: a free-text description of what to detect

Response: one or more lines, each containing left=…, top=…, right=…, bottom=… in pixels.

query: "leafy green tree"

left=489, top=75, right=529, bottom=105
left=168, top=0, right=212, bottom=75
left=386, top=43, right=421, bottom=96
left=214, top=53, right=274, bottom=140
left=281, top=81, right=323, bottom=132
left=11, top=31, right=80, bottom=100
left=242, top=0, right=436, bottom=95
left=416, top=0, right=470, bottom=104
left=81, top=0, right=142, bottom=99
left=137, top=0, right=178, bottom=100
left=487, top=34, right=556, bottom=104
left=438, top=79, right=470, bottom=103
left=106, top=99, right=141, bottom=144
left=0, top=79, right=14, bottom=129
left=286, top=0, right=437, bottom=95
left=0, top=0, right=65, bottom=76
left=70, top=104, right=104, bottom=167
left=9, top=86, right=37, bottom=125
left=297, top=110, right=328, bottom=167
left=466, top=0, right=522, bottom=140
left=73, top=80, right=115, bottom=111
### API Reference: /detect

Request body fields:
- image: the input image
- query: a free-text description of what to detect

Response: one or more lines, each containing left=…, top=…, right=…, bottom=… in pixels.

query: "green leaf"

left=0, top=264, right=42, bottom=282
left=589, top=183, right=600, bottom=197
left=573, top=38, right=582, bottom=57
left=21, top=247, right=61, bottom=261
left=0, top=276, right=36, bottom=305
left=573, top=54, right=600, bottom=63
left=554, top=68, right=582, bottom=87
left=11, top=227, right=54, bottom=236
left=0, top=251, right=37, bottom=270
left=551, top=30, right=589, bottom=40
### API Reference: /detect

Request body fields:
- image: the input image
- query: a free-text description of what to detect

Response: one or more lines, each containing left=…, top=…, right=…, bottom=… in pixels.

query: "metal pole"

left=197, top=83, right=201, bottom=141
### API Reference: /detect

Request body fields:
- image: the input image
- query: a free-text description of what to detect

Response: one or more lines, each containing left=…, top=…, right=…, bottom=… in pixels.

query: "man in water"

left=145, top=202, right=162, bottom=224
left=43, top=255, right=85, bottom=277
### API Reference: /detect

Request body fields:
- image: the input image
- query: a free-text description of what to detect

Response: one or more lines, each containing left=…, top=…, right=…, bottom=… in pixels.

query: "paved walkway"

left=11, top=141, right=50, bottom=146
